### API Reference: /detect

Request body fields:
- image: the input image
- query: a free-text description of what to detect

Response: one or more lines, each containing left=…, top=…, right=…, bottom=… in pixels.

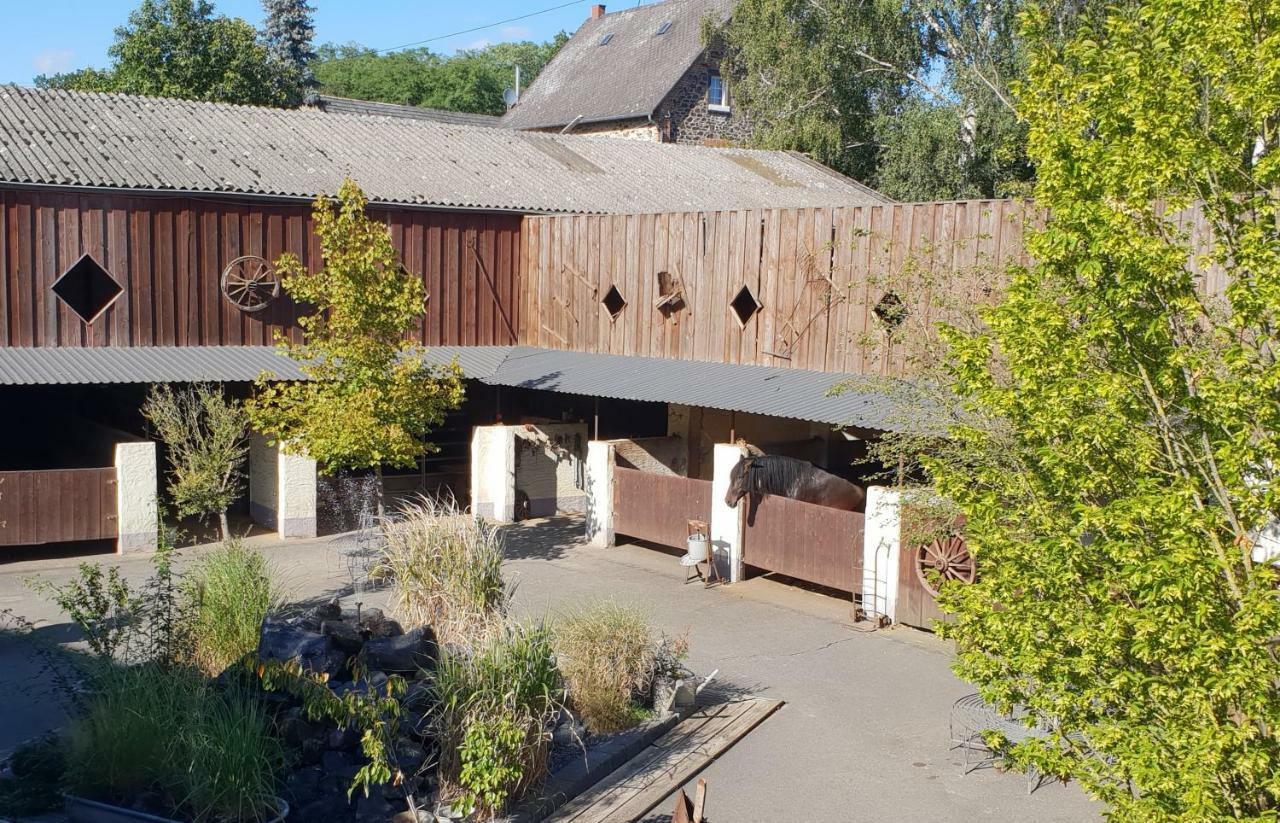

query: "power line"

left=375, top=0, right=588, bottom=53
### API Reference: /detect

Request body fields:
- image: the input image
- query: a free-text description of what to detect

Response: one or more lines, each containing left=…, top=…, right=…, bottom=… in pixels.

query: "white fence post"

left=861, top=486, right=901, bottom=624
left=711, top=443, right=747, bottom=582
left=470, top=425, right=516, bottom=522
left=114, top=441, right=157, bottom=554
left=584, top=440, right=615, bottom=547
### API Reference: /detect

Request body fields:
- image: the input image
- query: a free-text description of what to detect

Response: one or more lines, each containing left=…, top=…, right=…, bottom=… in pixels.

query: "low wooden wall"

left=0, top=468, right=117, bottom=546
left=613, top=467, right=711, bottom=550
left=742, top=494, right=863, bottom=594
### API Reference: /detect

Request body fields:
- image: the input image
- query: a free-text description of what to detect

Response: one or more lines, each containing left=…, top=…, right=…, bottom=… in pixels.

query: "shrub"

left=67, top=663, right=283, bottom=822
left=376, top=496, right=506, bottom=647
left=433, top=624, right=562, bottom=819
left=553, top=601, right=658, bottom=734
left=183, top=541, right=279, bottom=675
left=143, top=382, right=250, bottom=541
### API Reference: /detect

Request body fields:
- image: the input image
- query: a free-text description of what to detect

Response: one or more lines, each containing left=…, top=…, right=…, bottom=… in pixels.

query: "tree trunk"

left=218, top=510, right=231, bottom=542
left=374, top=465, right=385, bottom=520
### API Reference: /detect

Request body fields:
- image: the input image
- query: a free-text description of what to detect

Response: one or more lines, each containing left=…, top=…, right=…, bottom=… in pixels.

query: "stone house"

left=501, top=0, right=752, bottom=146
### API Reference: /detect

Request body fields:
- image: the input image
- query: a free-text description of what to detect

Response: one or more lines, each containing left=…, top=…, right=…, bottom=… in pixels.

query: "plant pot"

left=66, top=794, right=289, bottom=823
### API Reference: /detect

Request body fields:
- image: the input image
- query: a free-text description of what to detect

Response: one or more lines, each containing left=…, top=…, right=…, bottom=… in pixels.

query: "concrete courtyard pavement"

left=0, top=517, right=1102, bottom=822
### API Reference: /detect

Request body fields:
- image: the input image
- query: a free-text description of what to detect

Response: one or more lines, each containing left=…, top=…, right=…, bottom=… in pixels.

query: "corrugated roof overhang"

left=0, top=346, right=899, bottom=431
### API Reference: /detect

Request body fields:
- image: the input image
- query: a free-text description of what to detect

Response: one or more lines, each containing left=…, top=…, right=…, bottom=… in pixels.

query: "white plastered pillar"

left=248, top=434, right=317, bottom=539
left=710, top=443, right=747, bottom=582
left=470, top=425, right=517, bottom=522
left=861, top=486, right=901, bottom=623
left=277, top=449, right=317, bottom=539
left=584, top=440, right=615, bottom=547
left=114, top=441, right=157, bottom=554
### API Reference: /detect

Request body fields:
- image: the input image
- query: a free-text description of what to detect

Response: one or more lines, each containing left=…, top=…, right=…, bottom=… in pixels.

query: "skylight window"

left=599, top=32, right=614, bottom=45
left=656, top=20, right=672, bottom=35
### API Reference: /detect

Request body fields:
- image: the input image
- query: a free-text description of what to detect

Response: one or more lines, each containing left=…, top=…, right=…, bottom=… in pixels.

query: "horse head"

left=725, top=456, right=755, bottom=508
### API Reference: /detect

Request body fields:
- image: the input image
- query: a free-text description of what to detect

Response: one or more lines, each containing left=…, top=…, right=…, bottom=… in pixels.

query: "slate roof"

left=502, top=0, right=733, bottom=131
left=0, top=85, right=884, bottom=213
left=0, top=345, right=900, bottom=430
left=308, top=94, right=502, bottom=128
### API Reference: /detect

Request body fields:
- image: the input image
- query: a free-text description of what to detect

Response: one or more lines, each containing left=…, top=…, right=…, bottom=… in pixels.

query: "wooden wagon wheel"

left=221, top=255, right=279, bottom=313
left=914, top=533, right=976, bottom=597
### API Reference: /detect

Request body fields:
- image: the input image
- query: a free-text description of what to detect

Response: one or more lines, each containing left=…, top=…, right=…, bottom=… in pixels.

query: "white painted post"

left=584, top=440, right=615, bottom=547
left=861, top=486, right=901, bottom=624
left=710, top=443, right=747, bottom=582
left=470, top=425, right=516, bottom=522
left=114, top=441, right=157, bottom=554
left=277, top=449, right=317, bottom=539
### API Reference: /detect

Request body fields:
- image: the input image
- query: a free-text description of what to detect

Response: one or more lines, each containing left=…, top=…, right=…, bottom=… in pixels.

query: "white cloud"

left=33, top=49, right=75, bottom=75
left=466, top=38, right=492, bottom=50
left=499, top=25, right=532, bottom=40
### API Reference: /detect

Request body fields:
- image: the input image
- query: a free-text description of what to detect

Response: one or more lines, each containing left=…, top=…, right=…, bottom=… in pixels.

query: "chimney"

left=590, top=4, right=606, bottom=19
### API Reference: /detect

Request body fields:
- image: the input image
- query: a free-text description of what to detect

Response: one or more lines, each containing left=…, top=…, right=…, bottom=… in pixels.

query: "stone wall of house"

left=658, top=48, right=754, bottom=147
left=529, top=120, right=660, bottom=141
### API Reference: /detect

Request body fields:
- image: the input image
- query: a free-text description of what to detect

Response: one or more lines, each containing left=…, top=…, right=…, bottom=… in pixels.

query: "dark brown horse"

left=725, top=454, right=866, bottom=512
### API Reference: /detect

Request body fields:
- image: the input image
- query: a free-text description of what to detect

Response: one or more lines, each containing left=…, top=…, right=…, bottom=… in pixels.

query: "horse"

left=724, top=454, right=866, bottom=513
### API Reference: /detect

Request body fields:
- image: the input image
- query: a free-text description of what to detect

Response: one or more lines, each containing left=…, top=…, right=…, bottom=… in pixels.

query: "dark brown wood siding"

left=0, top=188, right=523, bottom=348
left=0, top=468, right=118, bottom=546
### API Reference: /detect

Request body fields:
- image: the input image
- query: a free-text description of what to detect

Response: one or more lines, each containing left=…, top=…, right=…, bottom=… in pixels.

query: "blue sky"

left=0, top=0, right=614, bottom=85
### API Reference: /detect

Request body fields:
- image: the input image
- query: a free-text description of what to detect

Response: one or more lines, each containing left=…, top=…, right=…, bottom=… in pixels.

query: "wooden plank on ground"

left=550, top=698, right=783, bottom=823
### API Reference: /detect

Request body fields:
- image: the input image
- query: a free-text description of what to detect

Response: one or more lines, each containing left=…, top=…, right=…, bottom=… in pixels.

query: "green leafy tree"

left=887, top=1, right=1280, bottom=818
left=246, top=180, right=464, bottom=515
left=312, top=35, right=567, bottom=115
left=711, top=0, right=927, bottom=185
left=261, top=0, right=317, bottom=104
left=143, top=382, right=250, bottom=541
left=36, top=0, right=291, bottom=106
left=714, top=0, right=1098, bottom=199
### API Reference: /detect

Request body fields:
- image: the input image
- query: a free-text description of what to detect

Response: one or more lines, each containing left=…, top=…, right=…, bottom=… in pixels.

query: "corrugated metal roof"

left=0, top=85, right=887, bottom=213
left=0, top=345, right=506, bottom=385
left=501, top=0, right=733, bottom=131
left=309, top=95, right=502, bottom=128
left=0, top=345, right=898, bottom=429
left=480, top=347, right=900, bottom=430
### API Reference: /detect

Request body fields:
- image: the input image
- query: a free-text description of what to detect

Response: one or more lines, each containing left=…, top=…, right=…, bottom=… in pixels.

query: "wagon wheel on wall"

left=914, top=533, right=976, bottom=597
left=221, top=255, right=280, bottom=313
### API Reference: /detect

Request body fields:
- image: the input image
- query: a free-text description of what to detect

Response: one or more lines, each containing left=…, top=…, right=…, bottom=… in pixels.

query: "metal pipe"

left=593, top=396, right=600, bottom=440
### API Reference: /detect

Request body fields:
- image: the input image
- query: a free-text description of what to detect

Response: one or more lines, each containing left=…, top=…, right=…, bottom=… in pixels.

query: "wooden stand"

left=684, top=519, right=722, bottom=588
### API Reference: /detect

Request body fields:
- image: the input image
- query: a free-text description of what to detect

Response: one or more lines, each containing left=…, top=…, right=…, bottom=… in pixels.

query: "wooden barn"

left=0, top=85, right=1035, bottom=627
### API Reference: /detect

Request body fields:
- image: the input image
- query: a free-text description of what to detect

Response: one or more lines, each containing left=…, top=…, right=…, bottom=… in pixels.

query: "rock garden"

left=0, top=498, right=694, bottom=823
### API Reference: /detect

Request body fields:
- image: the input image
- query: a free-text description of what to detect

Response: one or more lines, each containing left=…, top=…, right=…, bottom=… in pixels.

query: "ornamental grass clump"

left=432, top=623, right=562, bottom=820
left=376, top=496, right=506, bottom=647
left=183, top=540, right=280, bottom=676
left=552, top=601, right=658, bottom=734
left=67, top=664, right=284, bottom=823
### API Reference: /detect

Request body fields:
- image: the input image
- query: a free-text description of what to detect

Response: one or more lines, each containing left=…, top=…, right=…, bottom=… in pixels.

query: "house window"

left=656, top=20, right=672, bottom=35
left=708, top=72, right=730, bottom=113
left=599, top=32, right=613, bottom=45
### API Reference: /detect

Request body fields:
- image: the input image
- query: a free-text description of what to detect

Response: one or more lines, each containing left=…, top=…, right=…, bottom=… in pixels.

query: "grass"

left=552, top=601, right=658, bottom=734
left=376, top=496, right=507, bottom=647
left=183, top=541, right=279, bottom=675
left=432, top=623, right=563, bottom=819
left=67, top=663, right=284, bottom=822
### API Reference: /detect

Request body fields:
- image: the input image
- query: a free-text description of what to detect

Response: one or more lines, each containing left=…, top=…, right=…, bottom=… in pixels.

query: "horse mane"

left=748, top=455, right=814, bottom=495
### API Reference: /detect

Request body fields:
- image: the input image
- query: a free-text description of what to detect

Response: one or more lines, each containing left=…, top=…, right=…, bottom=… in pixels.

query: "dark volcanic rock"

left=295, top=794, right=353, bottom=822
left=362, top=626, right=437, bottom=674
left=258, top=617, right=346, bottom=676
left=322, top=619, right=366, bottom=654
